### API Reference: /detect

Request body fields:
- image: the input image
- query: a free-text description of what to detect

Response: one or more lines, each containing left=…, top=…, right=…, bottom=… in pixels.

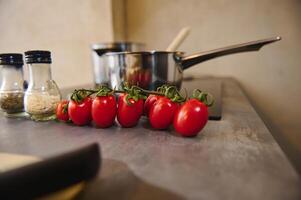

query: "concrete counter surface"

left=0, top=78, right=300, bottom=200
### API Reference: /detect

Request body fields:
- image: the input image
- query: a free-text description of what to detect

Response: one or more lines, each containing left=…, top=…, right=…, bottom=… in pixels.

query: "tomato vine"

left=69, top=83, right=188, bottom=105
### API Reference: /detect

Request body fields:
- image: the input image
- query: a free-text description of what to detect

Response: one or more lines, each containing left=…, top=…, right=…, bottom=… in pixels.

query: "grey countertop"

left=0, top=78, right=300, bottom=200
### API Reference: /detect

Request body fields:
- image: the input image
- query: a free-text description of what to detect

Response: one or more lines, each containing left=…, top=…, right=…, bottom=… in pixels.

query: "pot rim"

left=105, top=50, right=185, bottom=56
left=91, top=42, right=145, bottom=50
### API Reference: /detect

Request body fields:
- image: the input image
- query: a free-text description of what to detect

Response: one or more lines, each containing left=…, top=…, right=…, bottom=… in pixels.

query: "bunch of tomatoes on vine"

left=56, top=83, right=214, bottom=137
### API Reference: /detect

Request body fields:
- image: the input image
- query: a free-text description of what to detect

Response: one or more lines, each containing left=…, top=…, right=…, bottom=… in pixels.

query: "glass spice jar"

left=0, top=54, right=25, bottom=116
left=24, top=50, right=61, bottom=121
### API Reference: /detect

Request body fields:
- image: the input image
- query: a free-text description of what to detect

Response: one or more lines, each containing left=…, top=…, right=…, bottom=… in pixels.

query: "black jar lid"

left=0, top=53, right=24, bottom=67
left=25, top=50, right=52, bottom=64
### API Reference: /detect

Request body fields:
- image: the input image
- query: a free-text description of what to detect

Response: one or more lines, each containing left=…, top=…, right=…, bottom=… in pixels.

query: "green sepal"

left=192, top=89, right=214, bottom=107
left=70, top=89, right=95, bottom=103
left=122, top=83, right=147, bottom=106
left=62, top=103, right=68, bottom=114
left=95, top=85, right=113, bottom=97
left=164, top=85, right=186, bottom=103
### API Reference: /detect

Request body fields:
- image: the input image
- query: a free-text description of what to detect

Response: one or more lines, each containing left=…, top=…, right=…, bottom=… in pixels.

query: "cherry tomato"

left=56, top=100, right=69, bottom=122
left=117, top=94, right=144, bottom=128
left=144, top=95, right=162, bottom=117
left=92, top=95, right=117, bottom=128
left=68, top=97, right=92, bottom=126
left=149, top=97, right=179, bottom=130
left=173, top=99, right=208, bottom=137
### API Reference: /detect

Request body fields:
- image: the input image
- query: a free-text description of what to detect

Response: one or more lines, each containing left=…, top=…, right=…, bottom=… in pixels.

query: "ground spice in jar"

left=24, top=93, right=60, bottom=116
left=0, top=92, right=24, bottom=113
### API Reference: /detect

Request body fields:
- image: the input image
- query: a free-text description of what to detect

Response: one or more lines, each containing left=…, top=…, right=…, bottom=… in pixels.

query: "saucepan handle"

left=180, top=36, right=281, bottom=70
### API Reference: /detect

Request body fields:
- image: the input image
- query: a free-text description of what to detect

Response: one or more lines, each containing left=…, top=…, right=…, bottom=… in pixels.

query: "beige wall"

left=126, top=0, right=301, bottom=163
left=0, top=0, right=114, bottom=88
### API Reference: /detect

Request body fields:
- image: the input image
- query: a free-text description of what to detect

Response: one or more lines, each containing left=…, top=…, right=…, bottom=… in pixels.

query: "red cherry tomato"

left=92, top=95, right=117, bottom=128
left=56, top=100, right=69, bottom=122
left=144, top=95, right=162, bottom=117
left=173, top=99, right=208, bottom=137
left=117, top=94, right=144, bottom=128
left=149, top=97, right=179, bottom=130
left=68, top=97, right=92, bottom=126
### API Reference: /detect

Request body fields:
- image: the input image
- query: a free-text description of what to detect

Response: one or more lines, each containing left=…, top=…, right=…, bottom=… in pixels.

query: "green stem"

left=77, top=89, right=97, bottom=93
left=192, top=89, right=214, bottom=107
left=131, top=86, right=164, bottom=96
left=113, top=90, right=126, bottom=94
left=70, top=84, right=187, bottom=104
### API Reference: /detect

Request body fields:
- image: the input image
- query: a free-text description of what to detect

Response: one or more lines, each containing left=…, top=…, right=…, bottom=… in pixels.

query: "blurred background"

left=0, top=0, right=300, bottom=171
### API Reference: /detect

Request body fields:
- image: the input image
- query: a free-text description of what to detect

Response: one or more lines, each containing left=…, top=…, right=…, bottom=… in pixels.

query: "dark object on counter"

left=105, top=37, right=281, bottom=90
left=0, top=53, right=25, bottom=115
left=0, top=143, right=101, bottom=200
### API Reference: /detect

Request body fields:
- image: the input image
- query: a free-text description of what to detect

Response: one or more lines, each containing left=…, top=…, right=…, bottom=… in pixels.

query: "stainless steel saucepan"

left=91, top=42, right=144, bottom=87
left=105, top=37, right=281, bottom=90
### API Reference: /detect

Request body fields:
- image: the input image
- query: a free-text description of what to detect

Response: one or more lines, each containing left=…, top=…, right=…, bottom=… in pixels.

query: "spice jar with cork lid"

left=0, top=53, right=25, bottom=116
left=24, top=50, right=61, bottom=121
